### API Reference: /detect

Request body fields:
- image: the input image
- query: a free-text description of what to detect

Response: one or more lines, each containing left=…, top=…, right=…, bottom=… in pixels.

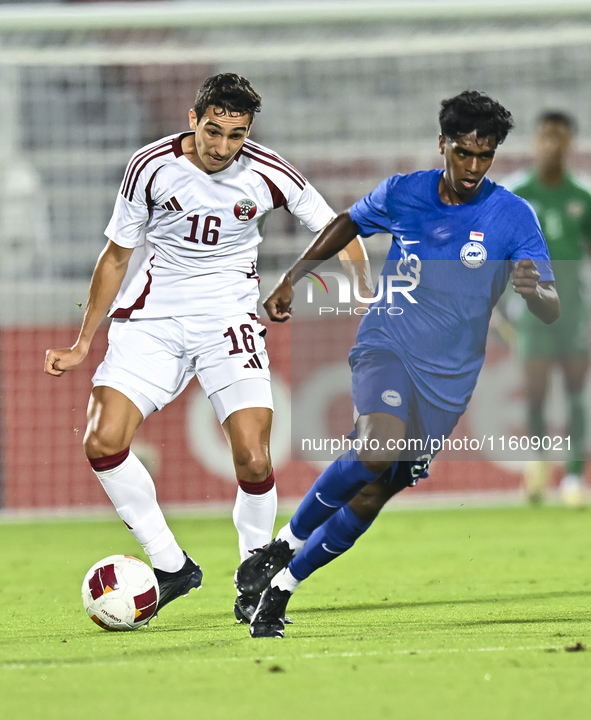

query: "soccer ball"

left=81, top=555, right=160, bottom=631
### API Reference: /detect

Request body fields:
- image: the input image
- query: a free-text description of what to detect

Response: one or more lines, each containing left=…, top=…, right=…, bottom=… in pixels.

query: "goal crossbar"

left=0, top=24, right=589, bottom=66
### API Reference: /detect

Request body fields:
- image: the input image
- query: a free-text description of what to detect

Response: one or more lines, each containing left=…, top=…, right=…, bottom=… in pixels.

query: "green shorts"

left=517, top=302, right=589, bottom=361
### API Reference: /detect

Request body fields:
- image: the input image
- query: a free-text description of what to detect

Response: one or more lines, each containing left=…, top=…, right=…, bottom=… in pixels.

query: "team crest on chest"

left=460, top=241, right=487, bottom=268
left=234, top=198, right=257, bottom=221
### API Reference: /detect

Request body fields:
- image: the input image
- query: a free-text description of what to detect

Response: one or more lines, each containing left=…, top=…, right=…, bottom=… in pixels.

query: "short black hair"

left=439, top=90, right=514, bottom=145
left=537, top=110, right=577, bottom=134
left=193, top=73, right=262, bottom=124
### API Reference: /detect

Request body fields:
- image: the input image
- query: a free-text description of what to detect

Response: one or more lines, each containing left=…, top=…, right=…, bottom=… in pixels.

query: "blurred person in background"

left=510, top=112, right=591, bottom=506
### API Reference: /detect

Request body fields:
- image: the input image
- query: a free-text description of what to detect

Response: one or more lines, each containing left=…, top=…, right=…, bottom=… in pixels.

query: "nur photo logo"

left=304, top=269, right=418, bottom=315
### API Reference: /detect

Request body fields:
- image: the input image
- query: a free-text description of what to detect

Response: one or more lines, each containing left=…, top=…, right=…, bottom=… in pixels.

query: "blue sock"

left=290, top=449, right=379, bottom=540
left=289, top=504, right=374, bottom=581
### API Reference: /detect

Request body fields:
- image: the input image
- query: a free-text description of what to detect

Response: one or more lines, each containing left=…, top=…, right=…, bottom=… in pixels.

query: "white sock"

left=276, top=523, right=306, bottom=555
left=93, top=450, right=184, bottom=572
left=271, top=567, right=301, bottom=594
left=233, top=485, right=277, bottom=562
left=149, top=541, right=186, bottom=573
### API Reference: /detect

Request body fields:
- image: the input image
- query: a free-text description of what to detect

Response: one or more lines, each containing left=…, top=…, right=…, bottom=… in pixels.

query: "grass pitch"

left=1, top=505, right=590, bottom=720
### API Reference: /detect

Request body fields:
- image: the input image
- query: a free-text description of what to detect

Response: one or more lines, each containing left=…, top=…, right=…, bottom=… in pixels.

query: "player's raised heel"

left=250, top=585, right=293, bottom=639
left=235, top=539, right=295, bottom=595
left=154, top=552, right=203, bottom=611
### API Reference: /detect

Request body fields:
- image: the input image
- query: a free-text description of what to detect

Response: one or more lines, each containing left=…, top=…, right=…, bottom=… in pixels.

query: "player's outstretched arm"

left=44, top=240, right=134, bottom=376
left=512, top=258, right=560, bottom=325
left=263, top=212, right=360, bottom=322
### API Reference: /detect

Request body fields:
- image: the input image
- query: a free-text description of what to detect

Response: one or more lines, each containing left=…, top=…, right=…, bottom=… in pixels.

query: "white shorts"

left=92, top=314, right=273, bottom=423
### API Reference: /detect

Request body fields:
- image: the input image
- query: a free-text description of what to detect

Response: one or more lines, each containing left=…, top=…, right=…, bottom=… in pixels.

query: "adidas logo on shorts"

left=243, top=354, right=263, bottom=369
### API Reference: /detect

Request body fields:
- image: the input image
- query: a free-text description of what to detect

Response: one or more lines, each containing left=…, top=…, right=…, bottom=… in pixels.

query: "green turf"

left=1, top=505, right=590, bottom=719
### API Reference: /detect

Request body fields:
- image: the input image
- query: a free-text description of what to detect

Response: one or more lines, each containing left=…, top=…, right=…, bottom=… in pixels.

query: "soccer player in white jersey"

left=44, top=73, right=371, bottom=622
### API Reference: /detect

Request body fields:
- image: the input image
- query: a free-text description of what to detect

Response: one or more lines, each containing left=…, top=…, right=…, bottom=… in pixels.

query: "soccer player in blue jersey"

left=236, top=90, right=560, bottom=638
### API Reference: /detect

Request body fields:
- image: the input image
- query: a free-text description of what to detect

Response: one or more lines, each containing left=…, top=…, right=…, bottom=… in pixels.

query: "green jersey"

left=510, top=172, right=591, bottom=302
left=509, top=171, right=591, bottom=358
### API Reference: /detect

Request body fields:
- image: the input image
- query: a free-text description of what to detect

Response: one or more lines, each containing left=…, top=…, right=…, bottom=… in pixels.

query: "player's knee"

left=355, top=413, right=405, bottom=471
left=232, top=446, right=270, bottom=480
left=348, top=482, right=391, bottom=521
left=359, top=458, right=394, bottom=476
left=83, top=427, right=127, bottom=459
left=356, top=440, right=400, bottom=475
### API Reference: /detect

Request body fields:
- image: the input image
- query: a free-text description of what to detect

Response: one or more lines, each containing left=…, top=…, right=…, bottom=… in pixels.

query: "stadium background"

left=1, top=0, right=591, bottom=513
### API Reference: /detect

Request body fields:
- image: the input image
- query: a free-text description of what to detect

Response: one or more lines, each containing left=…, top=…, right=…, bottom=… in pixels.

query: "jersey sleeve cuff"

left=103, top=232, right=141, bottom=249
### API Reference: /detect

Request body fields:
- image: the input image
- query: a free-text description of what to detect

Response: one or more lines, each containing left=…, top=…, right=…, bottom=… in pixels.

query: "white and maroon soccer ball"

left=81, top=555, right=159, bottom=631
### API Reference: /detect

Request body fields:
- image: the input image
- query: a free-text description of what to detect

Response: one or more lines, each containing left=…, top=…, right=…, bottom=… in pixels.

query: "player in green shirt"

left=511, top=111, right=591, bottom=505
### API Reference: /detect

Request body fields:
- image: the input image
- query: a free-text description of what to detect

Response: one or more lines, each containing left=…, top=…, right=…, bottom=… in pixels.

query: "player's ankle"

left=148, top=539, right=186, bottom=573
left=276, top=523, right=306, bottom=555
left=271, top=567, right=301, bottom=593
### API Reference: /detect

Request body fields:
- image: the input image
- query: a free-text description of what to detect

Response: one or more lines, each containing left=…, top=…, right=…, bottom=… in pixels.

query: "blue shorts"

left=350, top=348, right=462, bottom=471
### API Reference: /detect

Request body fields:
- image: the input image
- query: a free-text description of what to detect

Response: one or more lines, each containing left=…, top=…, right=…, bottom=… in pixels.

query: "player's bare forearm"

left=512, top=259, right=560, bottom=325
left=44, top=240, right=133, bottom=376
left=522, top=282, right=560, bottom=324
left=290, top=212, right=360, bottom=284
left=77, top=241, right=133, bottom=346
left=263, top=212, right=360, bottom=322
left=338, top=236, right=375, bottom=302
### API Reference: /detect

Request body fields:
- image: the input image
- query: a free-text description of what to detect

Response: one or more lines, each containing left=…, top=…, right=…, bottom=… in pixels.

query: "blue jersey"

left=349, top=169, right=553, bottom=412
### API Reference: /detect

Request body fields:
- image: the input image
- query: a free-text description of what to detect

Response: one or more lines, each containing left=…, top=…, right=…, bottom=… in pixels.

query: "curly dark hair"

left=193, top=73, right=262, bottom=124
left=439, top=90, right=514, bottom=145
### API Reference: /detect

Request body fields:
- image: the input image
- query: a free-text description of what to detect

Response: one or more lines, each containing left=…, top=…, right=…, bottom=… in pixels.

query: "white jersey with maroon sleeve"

left=105, top=133, right=334, bottom=319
